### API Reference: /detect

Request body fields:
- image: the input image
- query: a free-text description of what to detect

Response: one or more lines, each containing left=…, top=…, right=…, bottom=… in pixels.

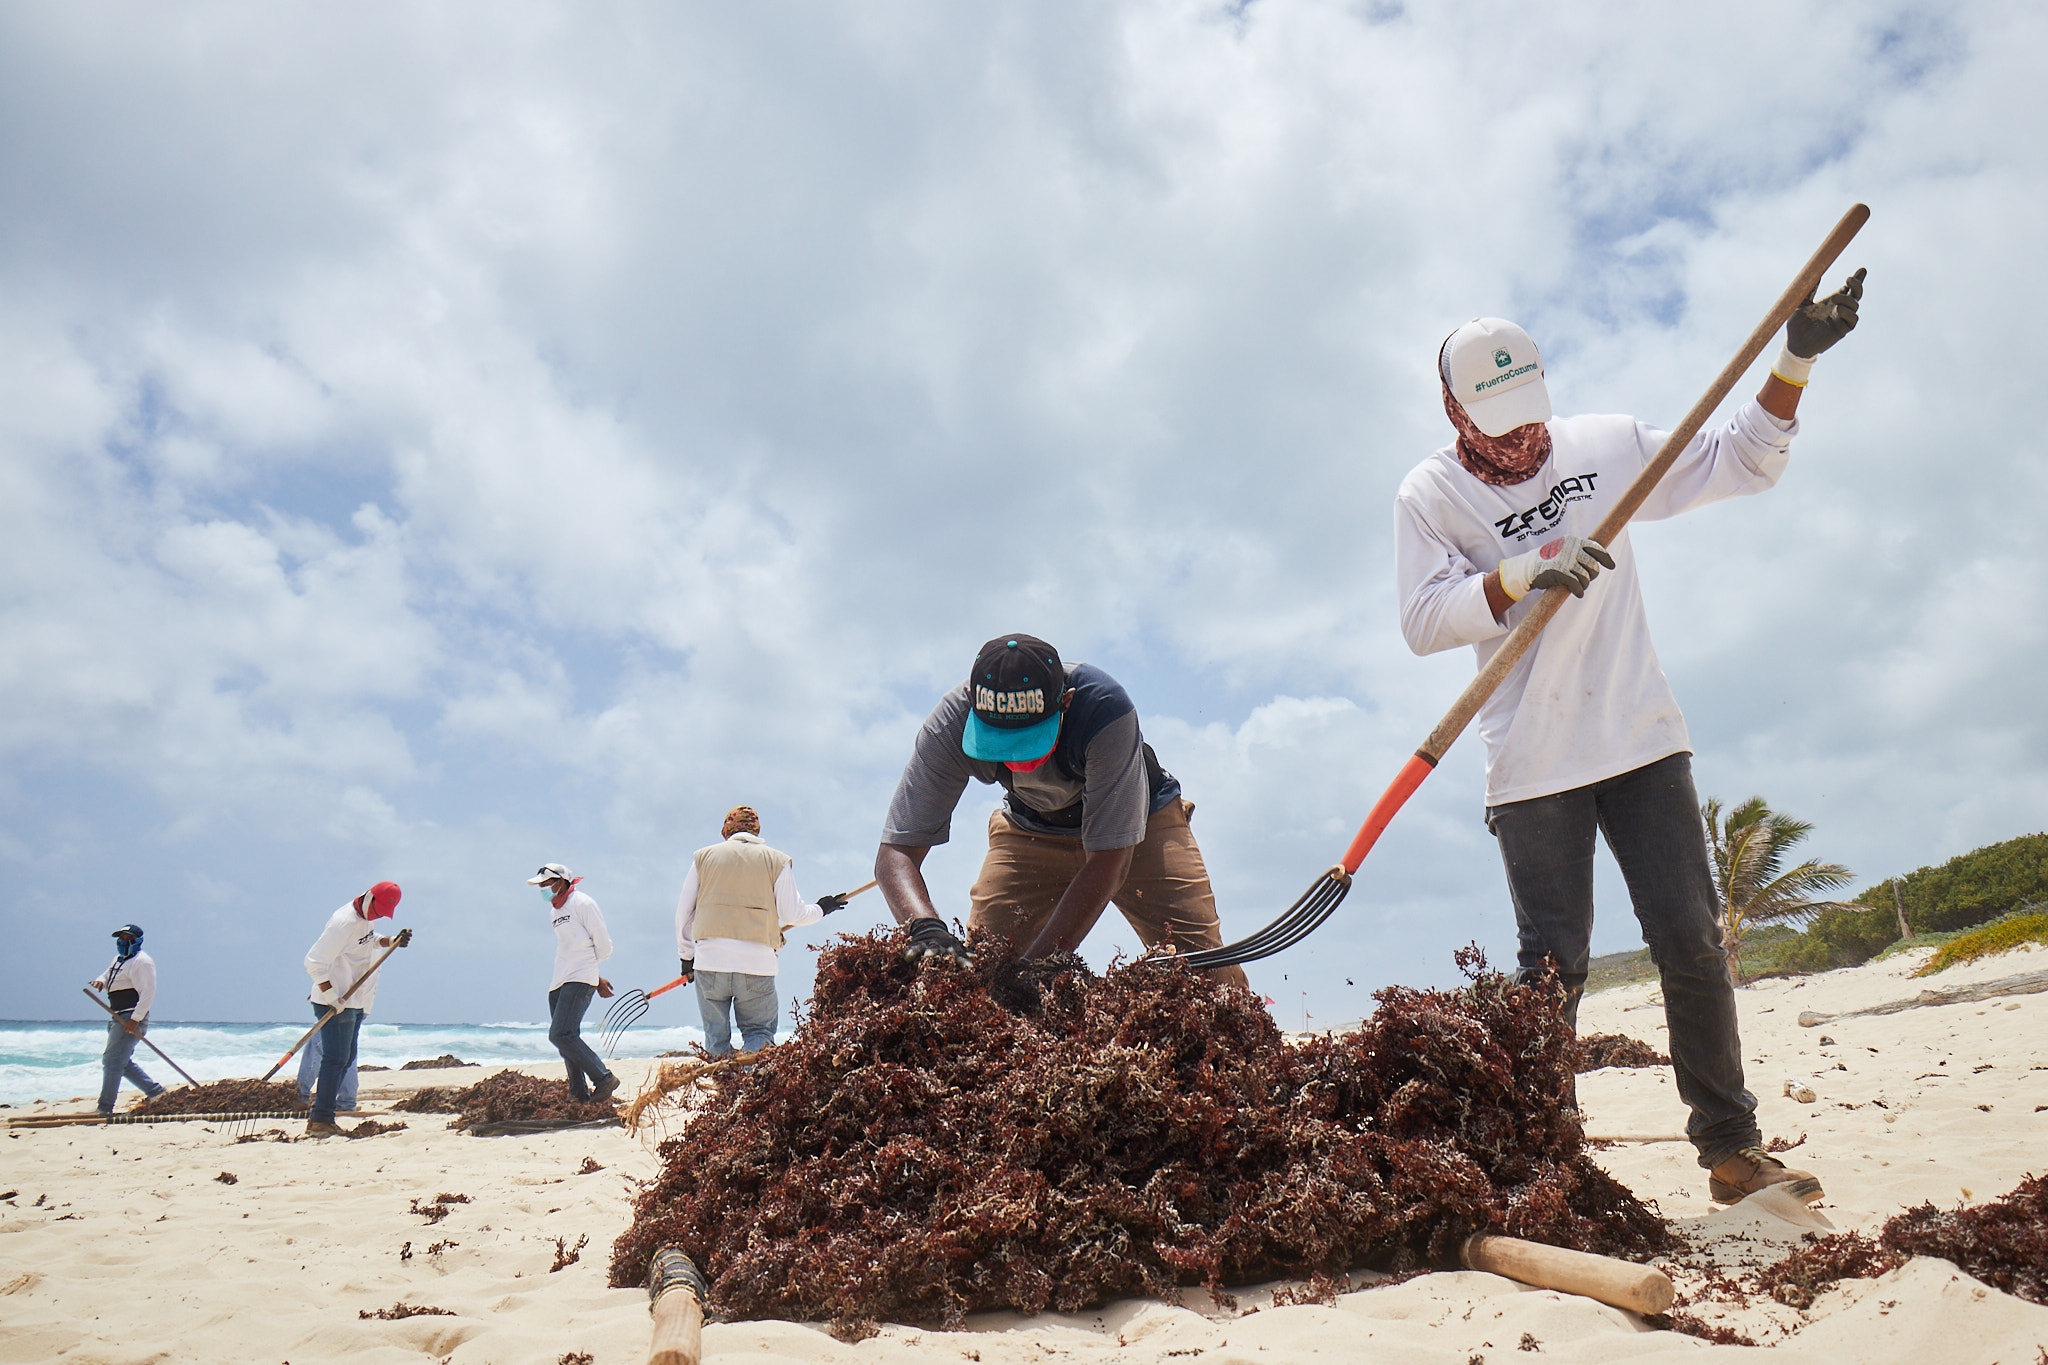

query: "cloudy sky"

left=4, top=2, right=2041, bottom=1029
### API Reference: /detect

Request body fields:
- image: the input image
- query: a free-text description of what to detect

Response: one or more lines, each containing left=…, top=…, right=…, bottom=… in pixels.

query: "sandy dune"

left=2, top=944, right=2043, bottom=1364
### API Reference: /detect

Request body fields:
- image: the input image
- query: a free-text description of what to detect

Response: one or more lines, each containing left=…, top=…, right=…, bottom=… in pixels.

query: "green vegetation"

left=1852, top=832, right=2048, bottom=935
left=1704, top=796, right=1854, bottom=984
left=1581, top=829, right=2048, bottom=991
left=1912, top=909, right=2048, bottom=976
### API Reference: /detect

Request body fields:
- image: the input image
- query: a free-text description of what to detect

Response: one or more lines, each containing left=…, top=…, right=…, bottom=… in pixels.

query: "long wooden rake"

left=1179, top=203, right=1871, bottom=971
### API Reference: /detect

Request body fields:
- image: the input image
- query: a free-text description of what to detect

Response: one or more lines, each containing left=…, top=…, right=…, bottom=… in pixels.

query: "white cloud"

left=0, top=1, right=2039, bottom=1026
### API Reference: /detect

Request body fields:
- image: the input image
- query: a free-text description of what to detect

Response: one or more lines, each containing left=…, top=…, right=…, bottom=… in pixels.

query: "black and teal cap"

left=962, top=634, right=1066, bottom=762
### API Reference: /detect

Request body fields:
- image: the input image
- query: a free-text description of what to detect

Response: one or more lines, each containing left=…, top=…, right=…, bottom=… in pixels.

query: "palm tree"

left=1703, top=796, right=1855, bottom=984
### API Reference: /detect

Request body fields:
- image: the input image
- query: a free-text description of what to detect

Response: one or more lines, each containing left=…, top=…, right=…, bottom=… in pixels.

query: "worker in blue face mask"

left=88, top=924, right=167, bottom=1116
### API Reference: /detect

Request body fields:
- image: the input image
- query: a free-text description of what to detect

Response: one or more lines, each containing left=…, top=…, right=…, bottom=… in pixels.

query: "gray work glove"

left=904, top=917, right=974, bottom=967
left=1786, top=267, right=1866, bottom=359
left=1498, top=535, right=1615, bottom=602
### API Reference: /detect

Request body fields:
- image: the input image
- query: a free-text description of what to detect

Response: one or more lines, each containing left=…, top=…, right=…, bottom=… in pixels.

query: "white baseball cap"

left=1440, top=318, right=1552, bottom=438
left=527, top=863, right=575, bottom=885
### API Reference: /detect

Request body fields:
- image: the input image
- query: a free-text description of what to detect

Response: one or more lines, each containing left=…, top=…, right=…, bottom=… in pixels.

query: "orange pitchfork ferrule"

left=1340, top=752, right=1438, bottom=875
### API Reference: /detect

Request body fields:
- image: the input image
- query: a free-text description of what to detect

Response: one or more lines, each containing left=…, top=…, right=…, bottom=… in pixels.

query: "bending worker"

left=674, top=805, right=829, bottom=1056
left=530, top=863, right=620, bottom=1104
left=88, top=923, right=166, bottom=1116
left=876, top=633, right=1248, bottom=991
left=1391, top=269, right=1866, bottom=1205
left=303, top=882, right=408, bottom=1137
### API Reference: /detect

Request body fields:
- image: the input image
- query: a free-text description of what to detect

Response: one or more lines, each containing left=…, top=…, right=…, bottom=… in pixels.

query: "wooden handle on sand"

left=1462, top=1233, right=1674, bottom=1316
left=647, top=1246, right=709, bottom=1365
left=649, top=1287, right=703, bottom=1365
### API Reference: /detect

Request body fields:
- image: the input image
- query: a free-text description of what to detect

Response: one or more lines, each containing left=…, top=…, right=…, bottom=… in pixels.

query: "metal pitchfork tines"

left=599, top=878, right=880, bottom=1055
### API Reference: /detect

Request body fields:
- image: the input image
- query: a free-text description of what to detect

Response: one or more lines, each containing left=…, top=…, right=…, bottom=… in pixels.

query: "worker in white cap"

left=528, top=863, right=620, bottom=1104
left=1392, top=269, right=1866, bottom=1206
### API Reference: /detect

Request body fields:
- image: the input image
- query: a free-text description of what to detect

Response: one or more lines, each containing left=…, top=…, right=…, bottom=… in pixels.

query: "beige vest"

left=693, top=833, right=792, bottom=949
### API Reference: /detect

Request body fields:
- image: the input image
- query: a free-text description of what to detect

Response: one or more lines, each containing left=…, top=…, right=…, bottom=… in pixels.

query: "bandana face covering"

left=551, top=876, right=585, bottom=910
left=1442, top=381, right=1552, bottom=486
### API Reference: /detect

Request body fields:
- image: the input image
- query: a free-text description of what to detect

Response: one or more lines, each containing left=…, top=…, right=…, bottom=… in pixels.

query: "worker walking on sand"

left=876, top=633, right=1249, bottom=992
left=1392, top=270, right=1867, bottom=1204
left=529, top=863, right=621, bottom=1104
left=303, top=882, right=408, bottom=1137
left=88, top=923, right=167, bottom=1116
left=675, top=805, right=832, bottom=1056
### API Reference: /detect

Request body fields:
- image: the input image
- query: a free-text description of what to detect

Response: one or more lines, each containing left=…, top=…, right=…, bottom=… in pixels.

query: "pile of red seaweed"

left=394, top=1070, right=618, bottom=1131
left=133, top=1080, right=305, bottom=1115
left=610, top=932, right=1666, bottom=1334
left=1574, top=1034, right=1669, bottom=1071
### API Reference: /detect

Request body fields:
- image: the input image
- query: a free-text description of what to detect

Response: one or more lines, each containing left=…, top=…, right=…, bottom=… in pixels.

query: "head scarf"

left=722, top=805, right=761, bottom=839
left=551, top=875, right=584, bottom=911
left=1441, top=380, right=1552, bottom=486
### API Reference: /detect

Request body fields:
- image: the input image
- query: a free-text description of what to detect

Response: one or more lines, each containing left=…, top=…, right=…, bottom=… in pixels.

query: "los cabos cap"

left=963, top=634, right=1066, bottom=763
left=1441, top=318, right=1551, bottom=438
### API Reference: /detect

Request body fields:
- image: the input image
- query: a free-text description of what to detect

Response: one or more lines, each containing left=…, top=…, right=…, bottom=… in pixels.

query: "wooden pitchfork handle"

left=1336, top=203, right=1872, bottom=877
left=260, top=934, right=409, bottom=1081
left=645, top=879, right=882, bottom=1003
left=81, top=988, right=202, bottom=1089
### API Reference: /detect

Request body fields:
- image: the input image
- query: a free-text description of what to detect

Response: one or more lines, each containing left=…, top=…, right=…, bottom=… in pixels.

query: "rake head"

left=1174, top=866, right=1352, bottom=971
left=599, top=989, right=653, bottom=1057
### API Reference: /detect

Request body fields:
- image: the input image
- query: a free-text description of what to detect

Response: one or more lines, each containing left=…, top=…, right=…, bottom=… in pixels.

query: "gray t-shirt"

left=881, top=663, right=1179, bottom=853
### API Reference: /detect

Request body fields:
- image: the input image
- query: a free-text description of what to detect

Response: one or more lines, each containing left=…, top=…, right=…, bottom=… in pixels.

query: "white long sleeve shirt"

left=675, top=853, right=826, bottom=977
left=305, top=904, right=388, bottom=1012
left=548, top=889, right=614, bottom=991
left=96, top=950, right=157, bottom=1023
left=1395, top=401, right=1795, bottom=806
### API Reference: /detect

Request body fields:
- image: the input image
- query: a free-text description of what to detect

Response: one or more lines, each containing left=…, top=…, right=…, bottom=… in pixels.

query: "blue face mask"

left=115, top=934, right=141, bottom=961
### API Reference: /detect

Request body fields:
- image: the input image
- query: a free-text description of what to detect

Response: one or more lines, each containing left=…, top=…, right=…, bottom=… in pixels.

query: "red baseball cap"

left=359, top=881, right=402, bottom=919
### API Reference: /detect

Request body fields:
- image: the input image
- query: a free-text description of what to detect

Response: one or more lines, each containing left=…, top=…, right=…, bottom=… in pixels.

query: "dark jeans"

left=1486, top=752, right=1760, bottom=1168
left=310, top=1006, right=364, bottom=1124
left=548, top=981, right=612, bottom=1100
left=98, top=1017, right=164, bottom=1114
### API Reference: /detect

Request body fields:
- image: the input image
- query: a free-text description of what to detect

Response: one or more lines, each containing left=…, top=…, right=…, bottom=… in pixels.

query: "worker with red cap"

left=302, top=881, right=408, bottom=1137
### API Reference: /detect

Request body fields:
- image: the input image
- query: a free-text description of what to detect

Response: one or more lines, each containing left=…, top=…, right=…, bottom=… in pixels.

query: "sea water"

left=0, top=1018, right=710, bottom=1107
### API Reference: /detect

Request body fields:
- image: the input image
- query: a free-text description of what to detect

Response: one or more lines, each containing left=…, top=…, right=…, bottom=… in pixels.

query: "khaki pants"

left=968, top=798, right=1250, bottom=991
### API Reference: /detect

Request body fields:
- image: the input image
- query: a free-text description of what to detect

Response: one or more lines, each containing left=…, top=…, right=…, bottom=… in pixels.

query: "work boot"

left=1709, top=1146, right=1823, bottom=1205
left=591, top=1073, right=621, bottom=1105
left=304, top=1119, right=345, bottom=1139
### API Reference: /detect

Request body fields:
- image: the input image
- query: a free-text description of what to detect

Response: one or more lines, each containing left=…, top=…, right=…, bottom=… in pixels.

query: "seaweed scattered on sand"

left=359, top=1301, right=456, bottom=1320
left=1574, top=1034, right=1669, bottom=1071
left=394, top=1071, right=617, bottom=1130
left=410, top=1193, right=470, bottom=1225
left=345, top=1119, right=408, bottom=1139
left=401, top=1054, right=473, bottom=1070
left=133, top=1080, right=304, bottom=1115
left=1756, top=1232, right=1902, bottom=1308
left=551, top=1233, right=589, bottom=1272
left=610, top=932, right=1666, bottom=1333
left=1881, top=1174, right=2048, bottom=1305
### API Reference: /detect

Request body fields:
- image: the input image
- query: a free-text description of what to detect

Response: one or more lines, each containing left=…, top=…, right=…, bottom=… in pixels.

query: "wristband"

left=1770, top=343, right=1813, bottom=388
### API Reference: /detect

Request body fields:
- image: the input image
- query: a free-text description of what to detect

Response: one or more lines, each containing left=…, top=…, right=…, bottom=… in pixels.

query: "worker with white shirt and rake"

left=529, top=863, right=621, bottom=1105
left=1393, top=268, right=1865, bottom=1206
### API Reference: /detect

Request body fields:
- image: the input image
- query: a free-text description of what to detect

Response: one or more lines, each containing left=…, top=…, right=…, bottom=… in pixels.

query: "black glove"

left=678, top=958, right=694, bottom=985
left=904, top=917, right=973, bottom=967
left=394, top=927, right=413, bottom=947
left=816, top=893, right=848, bottom=915
left=1786, top=267, right=1865, bottom=359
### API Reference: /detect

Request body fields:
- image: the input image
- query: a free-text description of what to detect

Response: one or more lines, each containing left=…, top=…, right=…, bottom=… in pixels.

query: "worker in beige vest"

left=674, top=805, right=833, bottom=1055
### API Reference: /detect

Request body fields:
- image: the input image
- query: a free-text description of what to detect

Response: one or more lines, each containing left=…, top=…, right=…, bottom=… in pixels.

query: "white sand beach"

left=4, top=944, right=2043, bottom=1365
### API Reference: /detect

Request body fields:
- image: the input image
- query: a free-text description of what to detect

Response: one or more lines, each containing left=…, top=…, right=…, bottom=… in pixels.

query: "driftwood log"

left=1796, top=968, right=2048, bottom=1027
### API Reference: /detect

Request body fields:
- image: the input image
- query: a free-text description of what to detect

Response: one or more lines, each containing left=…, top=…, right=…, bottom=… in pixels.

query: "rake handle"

left=1418, top=203, right=1868, bottom=764
left=261, top=936, right=407, bottom=1081
left=80, top=988, right=202, bottom=1088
